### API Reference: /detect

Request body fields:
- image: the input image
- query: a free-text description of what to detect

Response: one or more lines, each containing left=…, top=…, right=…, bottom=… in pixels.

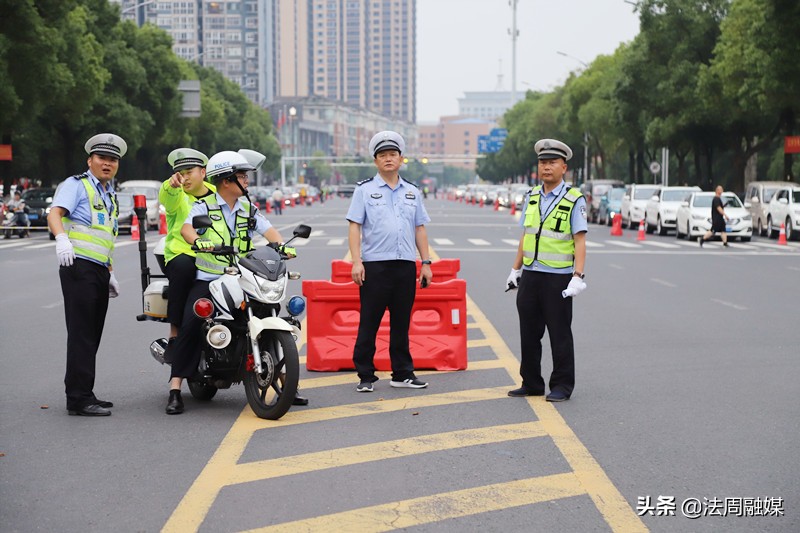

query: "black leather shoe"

left=546, top=390, right=570, bottom=402
left=507, top=386, right=544, bottom=397
left=293, top=390, right=309, bottom=406
left=68, top=404, right=111, bottom=416
left=93, top=399, right=114, bottom=408
left=166, top=390, right=184, bottom=415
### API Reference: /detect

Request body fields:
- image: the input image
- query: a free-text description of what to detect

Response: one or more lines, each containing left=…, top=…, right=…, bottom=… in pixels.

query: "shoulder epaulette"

left=356, top=177, right=374, bottom=186
left=400, top=177, right=419, bottom=189
left=70, top=173, right=89, bottom=181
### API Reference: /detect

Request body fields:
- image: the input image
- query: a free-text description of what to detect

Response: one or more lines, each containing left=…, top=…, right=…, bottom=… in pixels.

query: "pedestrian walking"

left=506, top=139, right=588, bottom=402
left=347, top=131, right=433, bottom=393
left=47, top=133, right=126, bottom=416
left=699, top=185, right=729, bottom=247
left=271, top=187, right=284, bottom=215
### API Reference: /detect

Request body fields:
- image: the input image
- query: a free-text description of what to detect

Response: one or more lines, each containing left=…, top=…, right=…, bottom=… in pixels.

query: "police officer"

left=347, top=131, right=433, bottom=393
left=47, top=133, right=126, bottom=417
left=506, top=139, right=587, bottom=402
left=159, top=148, right=213, bottom=347
left=165, top=150, right=306, bottom=414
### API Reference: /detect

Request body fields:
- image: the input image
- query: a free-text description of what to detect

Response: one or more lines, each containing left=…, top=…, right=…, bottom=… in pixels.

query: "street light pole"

left=556, top=51, right=590, bottom=185
left=289, top=106, right=298, bottom=185
left=509, top=0, right=519, bottom=107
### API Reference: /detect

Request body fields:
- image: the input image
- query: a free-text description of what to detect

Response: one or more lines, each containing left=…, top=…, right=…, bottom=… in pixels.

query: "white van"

left=744, top=181, right=793, bottom=236
left=118, top=180, right=162, bottom=230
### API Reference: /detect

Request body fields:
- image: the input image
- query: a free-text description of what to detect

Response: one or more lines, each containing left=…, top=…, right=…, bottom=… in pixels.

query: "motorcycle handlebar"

left=190, top=244, right=237, bottom=254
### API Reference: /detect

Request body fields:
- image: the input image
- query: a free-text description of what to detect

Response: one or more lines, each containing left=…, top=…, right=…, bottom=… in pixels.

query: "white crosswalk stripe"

left=327, top=238, right=345, bottom=246
left=434, top=238, right=454, bottom=246
left=584, top=241, right=605, bottom=248
left=641, top=241, right=681, bottom=249
left=501, top=239, right=518, bottom=246
left=468, top=239, right=491, bottom=246
left=604, top=240, right=641, bottom=248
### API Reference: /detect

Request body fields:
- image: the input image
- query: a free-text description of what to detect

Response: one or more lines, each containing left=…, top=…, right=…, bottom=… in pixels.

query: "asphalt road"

left=1, top=195, right=798, bottom=532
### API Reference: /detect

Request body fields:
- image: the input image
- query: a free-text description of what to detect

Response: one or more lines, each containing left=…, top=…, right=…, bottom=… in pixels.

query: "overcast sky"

left=416, top=0, right=641, bottom=123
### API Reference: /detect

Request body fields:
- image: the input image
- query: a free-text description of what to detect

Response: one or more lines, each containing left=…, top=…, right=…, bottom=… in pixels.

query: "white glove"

left=109, top=272, right=120, bottom=298
left=506, top=268, right=522, bottom=291
left=562, top=277, right=587, bottom=298
left=55, top=233, right=75, bottom=267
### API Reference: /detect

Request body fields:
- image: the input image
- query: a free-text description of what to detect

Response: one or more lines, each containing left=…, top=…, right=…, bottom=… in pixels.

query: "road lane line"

left=244, top=473, right=585, bottom=532
left=641, top=241, right=680, bottom=249
left=466, top=296, right=647, bottom=532
left=710, top=298, right=747, bottom=311
left=604, top=240, right=641, bottom=248
left=502, top=238, right=519, bottom=246
left=229, top=422, right=545, bottom=484
left=326, top=238, right=345, bottom=246
left=433, top=238, right=454, bottom=246
left=467, top=238, right=491, bottom=246
left=650, top=278, right=677, bottom=288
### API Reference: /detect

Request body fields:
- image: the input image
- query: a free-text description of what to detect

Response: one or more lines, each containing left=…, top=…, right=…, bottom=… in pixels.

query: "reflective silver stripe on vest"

left=524, top=226, right=572, bottom=240
left=523, top=250, right=573, bottom=262
left=564, top=189, right=581, bottom=203
left=65, top=223, right=115, bottom=256
left=195, top=256, right=224, bottom=273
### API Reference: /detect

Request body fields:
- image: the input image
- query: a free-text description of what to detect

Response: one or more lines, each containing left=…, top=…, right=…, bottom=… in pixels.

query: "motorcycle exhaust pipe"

left=207, top=324, right=232, bottom=349
left=150, top=338, right=169, bottom=365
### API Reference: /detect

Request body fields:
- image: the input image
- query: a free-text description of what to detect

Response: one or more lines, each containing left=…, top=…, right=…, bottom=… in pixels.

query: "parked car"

left=337, top=184, right=356, bottom=197
left=766, top=185, right=800, bottom=240
left=621, top=184, right=661, bottom=229
left=676, top=191, right=752, bottom=241
left=644, top=186, right=701, bottom=235
left=115, top=191, right=137, bottom=235
left=118, top=180, right=162, bottom=229
left=596, top=187, right=626, bottom=226
left=20, top=187, right=56, bottom=227
left=744, top=181, right=792, bottom=236
left=579, top=180, right=624, bottom=223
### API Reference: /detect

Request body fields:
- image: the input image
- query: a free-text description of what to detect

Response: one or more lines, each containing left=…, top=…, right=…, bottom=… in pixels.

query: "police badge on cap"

left=534, top=138, right=573, bottom=161
left=368, top=131, right=406, bottom=158
left=168, top=148, right=208, bottom=171
left=85, top=133, right=127, bottom=159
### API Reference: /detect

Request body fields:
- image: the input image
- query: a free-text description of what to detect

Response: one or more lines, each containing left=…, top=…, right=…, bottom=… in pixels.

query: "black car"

left=21, top=187, right=56, bottom=227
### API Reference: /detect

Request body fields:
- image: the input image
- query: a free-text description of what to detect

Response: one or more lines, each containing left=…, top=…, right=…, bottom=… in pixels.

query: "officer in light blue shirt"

left=346, top=131, right=433, bottom=393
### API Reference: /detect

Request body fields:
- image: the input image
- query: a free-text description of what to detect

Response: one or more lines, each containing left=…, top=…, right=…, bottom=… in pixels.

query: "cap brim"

left=90, top=150, right=121, bottom=159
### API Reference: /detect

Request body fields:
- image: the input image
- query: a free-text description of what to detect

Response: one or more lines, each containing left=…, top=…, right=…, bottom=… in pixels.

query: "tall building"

left=458, top=91, right=525, bottom=121
left=114, top=0, right=416, bottom=123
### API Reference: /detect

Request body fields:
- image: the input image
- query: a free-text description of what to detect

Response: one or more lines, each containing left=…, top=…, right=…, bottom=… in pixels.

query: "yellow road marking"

left=163, top=249, right=647, bottom=532
left=243, top=473, right=585, bottom=533
left=228, top=422, right=546, bottom=484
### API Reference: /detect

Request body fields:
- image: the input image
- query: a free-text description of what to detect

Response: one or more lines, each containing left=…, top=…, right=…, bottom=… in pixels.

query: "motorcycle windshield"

left=239, top=246, right=286, bottom=281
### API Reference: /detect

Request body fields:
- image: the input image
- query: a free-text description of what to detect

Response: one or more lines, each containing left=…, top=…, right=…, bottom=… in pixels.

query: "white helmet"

left=206, top=151, right=255, bottom=182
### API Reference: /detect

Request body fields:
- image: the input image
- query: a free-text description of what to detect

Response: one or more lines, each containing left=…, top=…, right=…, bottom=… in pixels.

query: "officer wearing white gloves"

left=47, top=133, right=126, bottom=417
left=506, top=139, right=587, bottom=402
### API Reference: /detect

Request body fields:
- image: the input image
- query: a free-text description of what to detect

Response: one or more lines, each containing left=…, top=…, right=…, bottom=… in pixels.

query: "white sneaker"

left=390, top=378, right=428, bottom=389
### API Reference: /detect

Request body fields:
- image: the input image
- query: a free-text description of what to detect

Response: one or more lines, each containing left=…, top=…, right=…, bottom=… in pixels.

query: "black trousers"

left=169, top=280, right=210, bottom=379
left=516, top=270, right=575, bottom=396
left=59, top=259, right=110, bottom=410
left=352, top=260, right=416, bottom=382
left=165, top=253, right=196, bottom=329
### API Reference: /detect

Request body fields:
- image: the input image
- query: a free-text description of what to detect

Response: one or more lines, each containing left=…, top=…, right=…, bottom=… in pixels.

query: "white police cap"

left=85, top=133, right=127, bottom=159
left=368, top=131, right=405, bottom=158
left=167, top=148, right=208, bottom=171
left=534, top=138, right=572, bottom=161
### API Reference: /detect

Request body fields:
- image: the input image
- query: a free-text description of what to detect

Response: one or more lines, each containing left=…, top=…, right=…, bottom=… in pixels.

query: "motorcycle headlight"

left=255, top=275, right=285, bottom=301
left=287, top=296, right=305, bottom=316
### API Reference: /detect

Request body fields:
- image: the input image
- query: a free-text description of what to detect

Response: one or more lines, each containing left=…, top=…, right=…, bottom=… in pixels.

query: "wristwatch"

left=573, top=271, right=585, bottom=279
left=421, top=260, right=432, bottom=265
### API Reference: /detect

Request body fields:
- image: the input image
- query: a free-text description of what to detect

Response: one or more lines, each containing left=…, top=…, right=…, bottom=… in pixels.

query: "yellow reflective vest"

left=194, top=196, right=254, bottom=276
left=159, top=180, right=216, bottom=264
left=522, top=186, right=583, bottom=269
left=63, top=176, right=117, bottom=265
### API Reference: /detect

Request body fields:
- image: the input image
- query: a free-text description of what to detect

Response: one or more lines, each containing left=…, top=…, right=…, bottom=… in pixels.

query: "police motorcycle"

left=2, top=205, right=30, bottom=239
left=134, top=195, right=311, bottom=420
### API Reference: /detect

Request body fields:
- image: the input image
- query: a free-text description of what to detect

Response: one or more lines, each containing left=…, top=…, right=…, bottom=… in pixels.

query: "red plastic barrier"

left=329, top=259, right=461, bottom=284
left=302, top=278, right=467, bottom=372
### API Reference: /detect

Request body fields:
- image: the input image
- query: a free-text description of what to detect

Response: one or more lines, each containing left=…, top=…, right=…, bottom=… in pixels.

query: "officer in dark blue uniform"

left=346, top=131, right=433, bottom=393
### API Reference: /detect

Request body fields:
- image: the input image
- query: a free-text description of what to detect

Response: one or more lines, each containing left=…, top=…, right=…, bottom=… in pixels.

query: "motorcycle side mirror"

left=293, top=224, right=312, bottom=239
left=192, top=215, right=214, bottom=229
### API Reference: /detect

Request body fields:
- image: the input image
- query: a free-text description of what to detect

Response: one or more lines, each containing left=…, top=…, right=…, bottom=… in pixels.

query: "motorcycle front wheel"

left=244, top=330, right=299, bottom=420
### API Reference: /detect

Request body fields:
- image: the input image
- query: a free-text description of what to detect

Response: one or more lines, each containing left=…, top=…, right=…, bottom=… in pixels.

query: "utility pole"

left=509, top=0, right=519, bottom=107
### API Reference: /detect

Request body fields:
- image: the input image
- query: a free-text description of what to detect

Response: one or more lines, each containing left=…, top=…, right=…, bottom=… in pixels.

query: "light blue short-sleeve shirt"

left=519, top=180, right=588, bottom=274
left=346, top=175, right=431, bottom=262
left=185, top=193, right=271, bottom=281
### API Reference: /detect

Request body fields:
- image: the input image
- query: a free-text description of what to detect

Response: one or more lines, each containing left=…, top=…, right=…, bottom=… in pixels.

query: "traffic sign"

left=649, top=161, right=661, bottom=175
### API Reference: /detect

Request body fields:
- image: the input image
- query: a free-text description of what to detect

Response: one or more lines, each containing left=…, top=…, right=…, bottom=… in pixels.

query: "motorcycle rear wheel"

left=244, top=331, right=299, bottom=420
left=188, top=379, right=218, bottom=401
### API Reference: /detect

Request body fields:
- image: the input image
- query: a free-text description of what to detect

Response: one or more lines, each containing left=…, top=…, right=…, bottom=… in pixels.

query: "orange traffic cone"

left=131, top=214, right=140, bottom=240
left=159, top=212, right=167, bottom=235
left=778, top=223, right=787, bottom=245
left=510, top=202, right=517, bottom=216
left=479, top=197, right=484, bottom=208
left=636, top=219, right=646, bottom=241
left=493, top=198, right=499, bottom=211
left=611, top=213, right=623, bottom=236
